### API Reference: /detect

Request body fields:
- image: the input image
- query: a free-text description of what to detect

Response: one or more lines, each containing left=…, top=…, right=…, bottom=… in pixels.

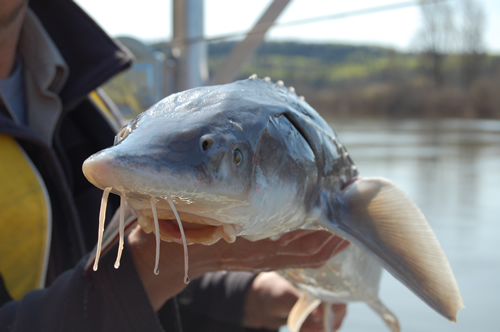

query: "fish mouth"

left=137, top=209, right=237, bottom=245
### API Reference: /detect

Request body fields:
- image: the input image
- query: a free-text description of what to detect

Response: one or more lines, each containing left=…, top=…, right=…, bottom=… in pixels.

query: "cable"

left=168, top=0, right=448, bottom=47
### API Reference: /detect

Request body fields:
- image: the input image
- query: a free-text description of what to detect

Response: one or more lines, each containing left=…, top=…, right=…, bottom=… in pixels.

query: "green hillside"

left=105, top=40, right=500, bottom=119
left=207, top=41, right=500, bottom=118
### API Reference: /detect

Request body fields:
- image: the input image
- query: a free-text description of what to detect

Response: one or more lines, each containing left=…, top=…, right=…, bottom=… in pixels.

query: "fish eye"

left=114, top=125, right=131, bottom=145
left=233, top=149, right=243, bottom=166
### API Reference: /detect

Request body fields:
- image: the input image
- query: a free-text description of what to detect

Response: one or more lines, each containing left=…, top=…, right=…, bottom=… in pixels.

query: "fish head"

left=83, top=78, right=318, bottom=244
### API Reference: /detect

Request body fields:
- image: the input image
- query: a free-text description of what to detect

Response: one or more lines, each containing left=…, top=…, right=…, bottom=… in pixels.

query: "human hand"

left=243, top=272, right=347, bottom=331
left=212, top=229, right=350, bottom=272
left=302, top=302, right=347, bottom=332
left=128, top=227, right=349, bottom=311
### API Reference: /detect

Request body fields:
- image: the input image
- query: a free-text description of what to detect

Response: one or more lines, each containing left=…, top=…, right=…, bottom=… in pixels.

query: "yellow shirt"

left=0, top=8, right=68, bottom=300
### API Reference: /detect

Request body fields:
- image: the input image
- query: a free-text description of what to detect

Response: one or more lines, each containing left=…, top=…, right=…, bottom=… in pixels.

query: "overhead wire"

left=168, top=0, right=448, bottom=47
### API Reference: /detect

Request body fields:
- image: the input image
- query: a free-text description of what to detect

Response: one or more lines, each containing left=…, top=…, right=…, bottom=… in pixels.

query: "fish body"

left=83, top=76, right=463, bottom=330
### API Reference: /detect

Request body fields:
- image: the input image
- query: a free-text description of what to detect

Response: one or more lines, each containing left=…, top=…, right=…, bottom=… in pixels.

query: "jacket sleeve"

left=175, top=271, right=275, bottom=332
left=0, top=241, right=163, bottom=332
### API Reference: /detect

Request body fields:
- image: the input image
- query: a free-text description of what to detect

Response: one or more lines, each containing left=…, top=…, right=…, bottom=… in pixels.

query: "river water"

left=285, top=118, right=500, bottom=332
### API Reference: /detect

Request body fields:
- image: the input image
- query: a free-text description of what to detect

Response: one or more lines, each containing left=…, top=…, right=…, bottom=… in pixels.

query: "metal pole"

left=210, top=0, right=291, bottom=85
left=172, top=0, right=208, bottom=92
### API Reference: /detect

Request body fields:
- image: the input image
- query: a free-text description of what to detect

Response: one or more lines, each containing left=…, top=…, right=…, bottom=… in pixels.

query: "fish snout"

left=82, top=151, right=118, bottom=190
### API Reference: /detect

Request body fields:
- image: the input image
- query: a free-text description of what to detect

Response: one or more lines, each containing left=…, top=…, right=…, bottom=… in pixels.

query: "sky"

left=74, top=0, right=500, bottom=53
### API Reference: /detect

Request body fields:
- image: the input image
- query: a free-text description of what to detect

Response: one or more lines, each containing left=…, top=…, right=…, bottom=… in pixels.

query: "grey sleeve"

left=0, top=241, right=163, bottom=332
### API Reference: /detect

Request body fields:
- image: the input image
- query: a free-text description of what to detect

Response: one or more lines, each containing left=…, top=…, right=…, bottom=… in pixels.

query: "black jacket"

left=0, top=1, right=269, bottom=331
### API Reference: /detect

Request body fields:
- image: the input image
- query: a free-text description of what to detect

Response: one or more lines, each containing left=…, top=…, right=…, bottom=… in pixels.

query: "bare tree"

left=458, top=0, right=486, bottom=87
left=413, top=0, right=456, bottom=86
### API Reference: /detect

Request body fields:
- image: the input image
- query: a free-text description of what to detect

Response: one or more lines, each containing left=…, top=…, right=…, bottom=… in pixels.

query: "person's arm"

left=0, top=227, right=346, bottom=331
left=176, top=270, right=348, bottom=332
left=175, top=231, right=350, bottom=332
left=130, top=227, right=349, bottom=331
left=128, top=227, right=343, bottom=312
left=0, top=241, right=163, bottom=331
left=244, top=272, right=347, bottom=332
left=175, top=271, right=258, bottom=332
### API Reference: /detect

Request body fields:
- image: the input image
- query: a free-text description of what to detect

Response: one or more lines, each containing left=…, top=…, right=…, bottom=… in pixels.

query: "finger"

left=300, top=323, right=324, bottom=332
left=217, top=233, right=335, bottom=267
left=236, top=234, right=349, bottom=265
left=300, top=305, right=324, bottom=332
left=243, top=272, right=300, bottom=329
left=252, top=272, right=301, bottom=315
left=300, top=303, right=347, bottom=332
left=244, top=235, right=342, bottom=271
left=332, top=238, right=350, bottom=256
left=332, top=303, right=347, bottom=331
left=277, top=231, right=339, bottom=256
left=278, top=229, right=320, bottom=246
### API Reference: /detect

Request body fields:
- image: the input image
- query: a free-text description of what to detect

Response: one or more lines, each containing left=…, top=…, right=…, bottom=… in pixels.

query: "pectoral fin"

left=318, top=177, right=464, bottom=322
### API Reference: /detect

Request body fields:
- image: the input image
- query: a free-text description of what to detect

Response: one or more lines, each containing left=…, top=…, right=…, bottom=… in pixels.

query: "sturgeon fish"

left=82, top=75, right=463, bottom=330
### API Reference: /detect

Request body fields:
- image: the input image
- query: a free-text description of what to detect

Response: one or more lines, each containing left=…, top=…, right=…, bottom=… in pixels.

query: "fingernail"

left=278, top=232, right=301, bottom=246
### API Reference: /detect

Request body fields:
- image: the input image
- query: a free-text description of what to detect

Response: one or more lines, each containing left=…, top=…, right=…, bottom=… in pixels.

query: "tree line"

left=105, top=0, right=498, bottom=119
left=204, top=1, right=498, bottom=119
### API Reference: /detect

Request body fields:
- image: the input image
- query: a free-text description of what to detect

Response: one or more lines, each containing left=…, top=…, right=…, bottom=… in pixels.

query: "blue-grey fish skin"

left=85, top=77, right=358, bottom=239
left=137, top=78, right=353, bottom=182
